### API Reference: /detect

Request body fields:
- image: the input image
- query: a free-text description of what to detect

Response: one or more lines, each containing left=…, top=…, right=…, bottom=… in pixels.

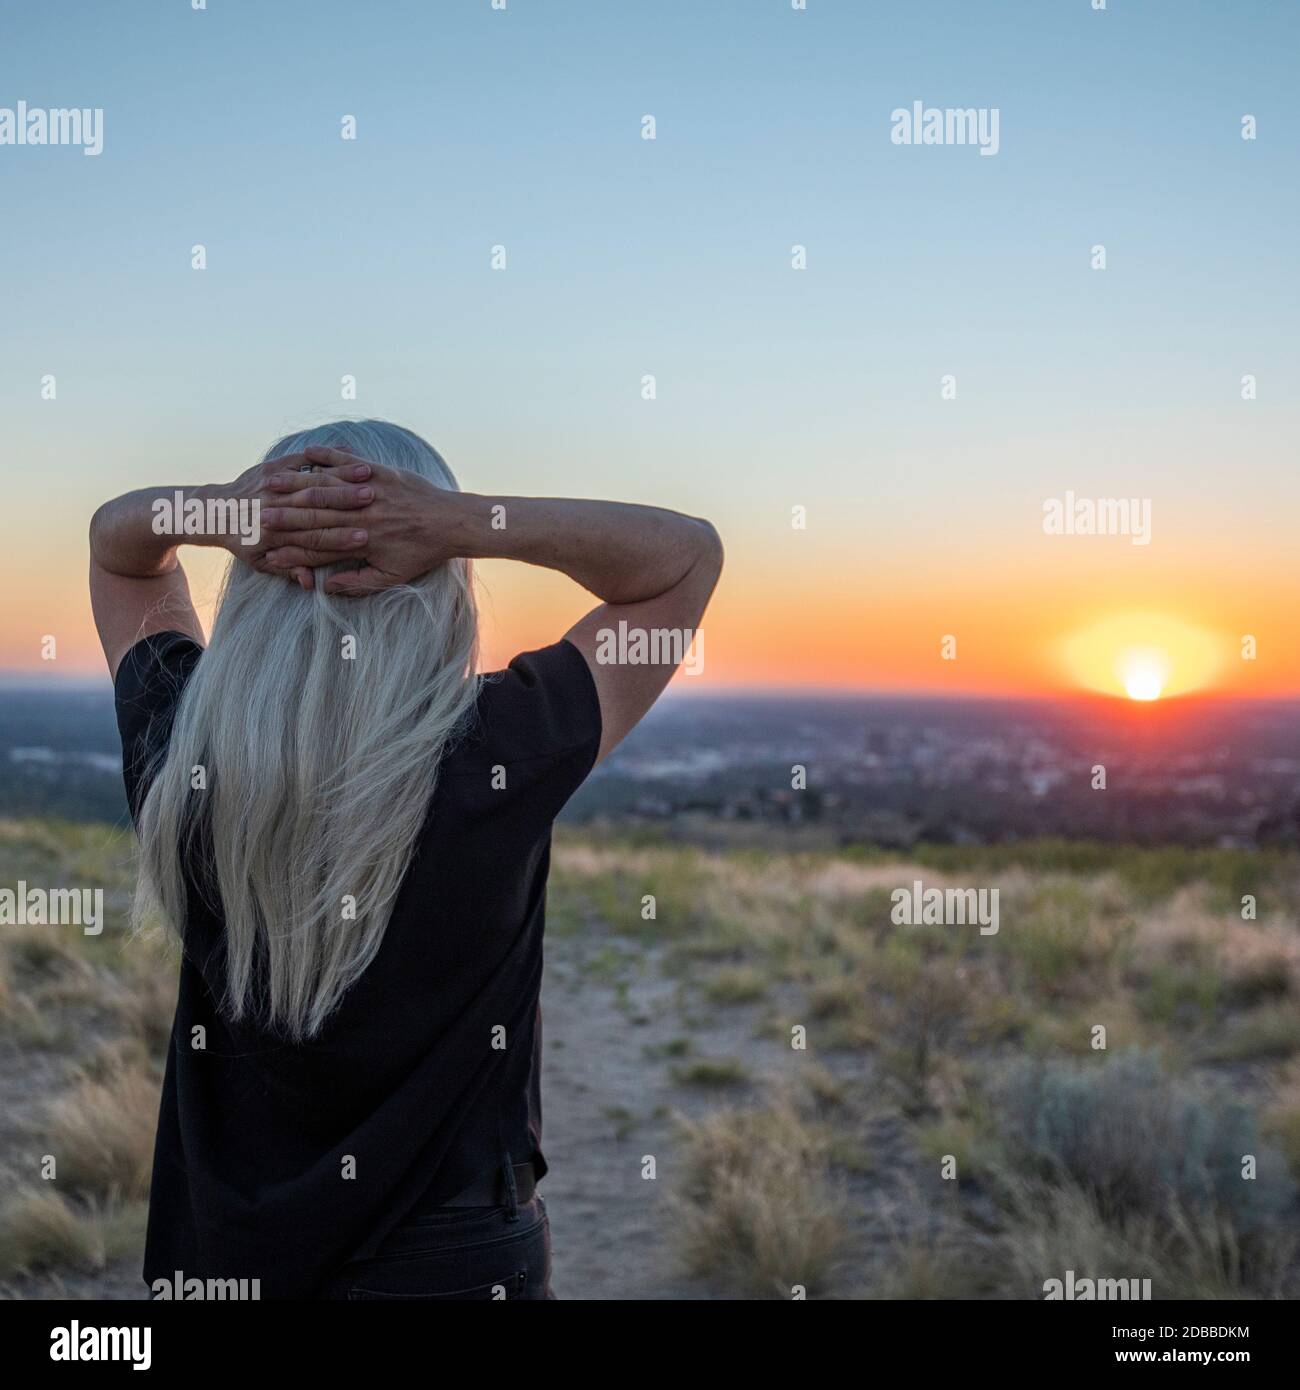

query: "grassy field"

left=2, top=817, right=1298, bottom=1299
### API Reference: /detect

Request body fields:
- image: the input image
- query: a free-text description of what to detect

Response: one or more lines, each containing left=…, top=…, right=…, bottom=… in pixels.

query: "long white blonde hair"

left=134, top=420, right=480, bottom=1039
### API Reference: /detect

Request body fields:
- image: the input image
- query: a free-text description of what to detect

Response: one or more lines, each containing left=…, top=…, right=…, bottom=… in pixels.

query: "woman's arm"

left=89, top=485, right=212, bottom=679
left=459, top=494, right=722, bottom=762
left=89, top=456, right=375, bottom=678
left=263, top=446, right=724, bottom=760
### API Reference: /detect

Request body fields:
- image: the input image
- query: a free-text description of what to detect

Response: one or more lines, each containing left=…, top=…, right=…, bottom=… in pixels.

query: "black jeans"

left=321, top=1193, right=553, bottom=1301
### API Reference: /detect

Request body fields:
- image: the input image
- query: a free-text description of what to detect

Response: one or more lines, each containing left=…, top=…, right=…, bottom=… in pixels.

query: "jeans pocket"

left=347, top=1269, right=528, bottom=1301
left=374, top=1195, right=547, bottom=1260
left=336, top=1204, right=550, bottom=1300
left=399, top=1204, right=504, bottom=1230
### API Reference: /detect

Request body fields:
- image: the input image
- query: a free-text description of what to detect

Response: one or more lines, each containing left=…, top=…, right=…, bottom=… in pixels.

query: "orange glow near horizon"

left=2, top=543, right=1296, bottom=701
left=1057, top=613, right=1224, bottom=702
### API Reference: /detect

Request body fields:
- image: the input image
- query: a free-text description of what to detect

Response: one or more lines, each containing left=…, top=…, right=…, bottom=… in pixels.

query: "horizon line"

left=3, top=671, right=1300, bottom=706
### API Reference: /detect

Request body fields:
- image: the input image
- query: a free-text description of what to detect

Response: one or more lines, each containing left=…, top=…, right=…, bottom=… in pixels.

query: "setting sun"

left=1121, top=651, right=1167, bottom=701
left=1058, top=613, right=1223, bottom=701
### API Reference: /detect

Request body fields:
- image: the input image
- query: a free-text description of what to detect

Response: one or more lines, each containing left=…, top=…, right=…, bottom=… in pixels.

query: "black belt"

left=443, top=1161, right=537, bottom=1208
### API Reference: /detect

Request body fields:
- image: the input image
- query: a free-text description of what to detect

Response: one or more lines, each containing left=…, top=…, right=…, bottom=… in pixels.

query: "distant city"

left=4, top=683, right=1300, bottom=849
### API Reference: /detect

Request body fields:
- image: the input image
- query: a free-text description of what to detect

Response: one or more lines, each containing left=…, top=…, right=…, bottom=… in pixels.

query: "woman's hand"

left=258, top=445, right=469, bottom=595
left=205, top=451, right=377, bottom=589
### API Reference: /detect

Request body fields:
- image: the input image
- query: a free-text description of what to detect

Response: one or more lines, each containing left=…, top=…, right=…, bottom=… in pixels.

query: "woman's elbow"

left=694, top=518, right=724, bottom=577
left=88, top=501, right=111, bottom=561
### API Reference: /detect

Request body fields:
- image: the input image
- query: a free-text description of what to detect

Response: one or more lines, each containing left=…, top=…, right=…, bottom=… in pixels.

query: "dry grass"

left=1126, top=890, right=1300, bottom=1028
left=557, top=833, right=1300, bottom=1297
left=45, top=1051, right=160, bottom=1201
left=673, top=1099, right=849, bottom=1297
left=0, top=948, right=12, bottom=1020
left=4, top=819, right=1299, bottom=1296
left=996, top=1176, right=1295, bottom=1300
left=0, top=1189, right=102, bottom=1276
left=670, top=1056, right=748, bottom=1089
left=1201, top=1004, right=1300, bottom=1063
left=109, top=943, right=176, bottom=1056
left=701, top=966, right=768, bottom=1005
left=875, top=954, right=976, bottom=1102
left=0, top=1188, right=148, bottom=1279
left=0, top=823, right=171, bottom=1287
left=1265, top=1061, right=1300, bottom=1179
left=863, top=1232, right=1002, bottom=1299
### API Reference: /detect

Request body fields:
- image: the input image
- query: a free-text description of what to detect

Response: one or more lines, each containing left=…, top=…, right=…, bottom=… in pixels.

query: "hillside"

left=2, top=819, right=1298, bottom=1299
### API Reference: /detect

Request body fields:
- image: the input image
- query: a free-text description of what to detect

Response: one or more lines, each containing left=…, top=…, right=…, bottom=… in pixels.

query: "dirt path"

left=538, top=922, right=947, bottom=1299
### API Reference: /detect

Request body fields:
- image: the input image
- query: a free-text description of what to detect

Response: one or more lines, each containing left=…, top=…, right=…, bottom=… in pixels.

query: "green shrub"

left=1003, top=1050, right=1293, bottom=1235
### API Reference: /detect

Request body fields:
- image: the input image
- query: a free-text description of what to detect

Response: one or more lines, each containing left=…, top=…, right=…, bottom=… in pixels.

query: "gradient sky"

left=1, top=0, right=1297, bottom=695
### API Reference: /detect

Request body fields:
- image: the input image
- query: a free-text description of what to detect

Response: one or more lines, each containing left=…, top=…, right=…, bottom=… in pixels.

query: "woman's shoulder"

left=113, top=630, right=204, bottom=821
left=442, top=639, right=602, bottom=801
left=114, top=629, right=203, bottom=723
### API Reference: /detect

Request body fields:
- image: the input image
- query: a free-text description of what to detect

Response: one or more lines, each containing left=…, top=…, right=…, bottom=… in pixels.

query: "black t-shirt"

left=114, top=631, right=601, bottom=1299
